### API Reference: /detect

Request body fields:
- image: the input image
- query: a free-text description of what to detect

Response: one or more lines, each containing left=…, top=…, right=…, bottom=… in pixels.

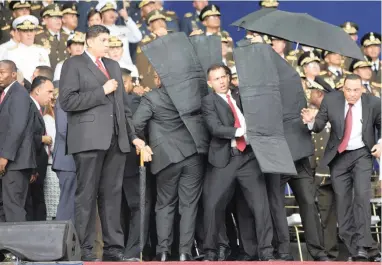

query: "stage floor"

left=1, top=262, right=376, bottom=265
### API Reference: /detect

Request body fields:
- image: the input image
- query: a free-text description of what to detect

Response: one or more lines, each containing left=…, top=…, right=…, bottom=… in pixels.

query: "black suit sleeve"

left=59, top=59, right=107, bottom=112
left=312, top=96, right=329, bottom=133
left=55, top=102, right=67, bottom=141
left=132, top=95, right=154, bottom=136
left=201, top=95, right=236, bottom=139
left=122, top=89, right=138, bottom=141
left=372, top=97, right=381, bottom=140
left=0, top=94, right=31, bottom=161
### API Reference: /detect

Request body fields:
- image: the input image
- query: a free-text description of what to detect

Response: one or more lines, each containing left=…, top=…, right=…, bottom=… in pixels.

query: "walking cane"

left=139, top=150, right=146, bottom=262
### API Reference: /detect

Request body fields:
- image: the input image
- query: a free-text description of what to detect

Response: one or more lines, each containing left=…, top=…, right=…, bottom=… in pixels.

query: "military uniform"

left=340, top=22, right=359, bottom=71
left=61, top=2, right=79, bottom=38
left=349, top=59, right=380, bottom=97
left=3, top=15, right=50, bottom=82
left=361, top=32, right=382, bottom=83
left=158, top=7, right=179, bottom=33
left=1, top=1, right=32, bottom=44
left=34, top=4, right=69, bottom=70
left=180, top=11, right=205, bottom=36
left=259, top=0, right=279, bottom=8
left=0, top=4, right=13, bottom=44
left=320, top=50, right=351, bottom=84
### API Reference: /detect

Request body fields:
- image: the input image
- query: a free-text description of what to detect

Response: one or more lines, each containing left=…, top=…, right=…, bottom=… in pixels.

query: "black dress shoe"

left=278, top=253, right=294, bottom=261
left=369, top=252, right=382, bottom=262
left=354, top=247, right=369, bottom=261
left=204, top=250, right=218, bottom=261
left=260, top=254, right=276, bottom=261
left=155, top=252, right=170, bottom=261
left=179, top=253, right=193, bottom=261
left=218, top=245, right=231, bottom=261
left=314, top=256, right=331, bottom=261
left=81, top=253, right=100, bottom=262
left=237, top=253, right=259, bottom=261
left=103, top=249, right=131, bottom=261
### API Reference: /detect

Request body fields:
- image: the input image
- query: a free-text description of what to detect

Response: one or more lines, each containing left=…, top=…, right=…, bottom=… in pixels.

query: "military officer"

left=349, top=59, right=381, bottom=97
left=340, top=22, right=359, bottom=70
left=307, top=79, right=338, bottom=260
left=1, top=1, right=32, bottom=44
left=61, top=2, right=78, bottom=37
left=180, top=0, right=207, bottom=36
left=361, top=32, right=381, bottom=83
left=259, top=0, right=279, bottom=8
left=154, top=0, right=180, bottom=32
left=3, top=15, right=50, bottom=82
left=0, top=19, right=19, bottom=60
left=107, top=35, right=139, bottom=77
left=34, top=4, right=69, bottom=70
left=320, top=50, right=350, bottom=84
left=136, top=9, right=169, bottom=89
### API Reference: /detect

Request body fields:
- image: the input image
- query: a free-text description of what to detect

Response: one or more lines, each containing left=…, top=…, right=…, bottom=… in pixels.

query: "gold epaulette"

left=286, top=55, right=297, bottom=61
left=137, top=23, right=142, bottom=28
left=31, top=4, right=41, bottom=10
left=319, top=70, right=327, bottom=75
left=165, top=17, right=172, bottom=22
left=1, top=25, right=10, bottom=31
left=36, top=30, right=44, bottom=35
left=344, top=70, right=352, bottom=75
left=288, top=50, right=298, bottom=55
left=184, top=12, right=192, bottom=18
left=141, top=35, right=151, bottom=43
left=324, top=77, right=335, bottom=88
left=372, top=82, right=382, bottom=88
left=166, top=10, right=175, bottom=15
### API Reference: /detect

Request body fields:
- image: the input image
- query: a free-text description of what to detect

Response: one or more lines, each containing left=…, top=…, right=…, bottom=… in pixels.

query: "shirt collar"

left=328, top=66, right=341, bottom=74
left=2, top=81, right=16, bottom=95
left=346, top=97, right=361, bottom=108
left=85, top=49, right=98, bottom=64
left=48, top=29, right=60, bottom=38
left=216, top=89, right=232, bottom=97
left=30, top=95, right=41, bottom=110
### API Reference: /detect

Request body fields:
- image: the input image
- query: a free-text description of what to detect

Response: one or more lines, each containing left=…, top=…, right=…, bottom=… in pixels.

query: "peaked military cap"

left=259, top=0, right=279, bottom=8
left=41, top=4, right=63, bottom=17
left=62, top=3, right=79, bottom=16
left=96, top=0, right=117, bottom=13
left=108, top=36, right=123, bottom=47
left=361, top=32, right=381, bottom=47
left=349, top=59, right=372, bottom=72
left=146, top=10, right=166, bottom=24
left=340, top=21, right=358, bottom=35
left=298, top=50, right=321, bottom=67
left=67, top=31, right=85, bottom=47
left=12, top=14, right=38, bottom=30
left=199, top=4, right=220, bottom=21
left=9, top=0, right=31, bottom=11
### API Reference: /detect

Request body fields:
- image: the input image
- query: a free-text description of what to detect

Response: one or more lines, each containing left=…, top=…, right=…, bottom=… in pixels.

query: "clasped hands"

left=132, top=138, right=153, bottom=162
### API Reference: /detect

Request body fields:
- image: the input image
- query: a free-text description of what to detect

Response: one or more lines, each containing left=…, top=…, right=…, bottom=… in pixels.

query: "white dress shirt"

left=216, top=90, right=248, bottom=148
left=0, top=39, right=17, bottom=60
left=372, top=58, right=380, bottom=72
left=104, top=21, right=142, bottom=67
left=30, top=95, right=41, bottom=112
left=1, top=81, right=16, bottom=98
left=328, top=66, right=342, bottom=76
left=44, top=114, right=56, bottom=163
left=308, top=98, right=364, bottom=151
left=85, top=50, right=106, bottom=69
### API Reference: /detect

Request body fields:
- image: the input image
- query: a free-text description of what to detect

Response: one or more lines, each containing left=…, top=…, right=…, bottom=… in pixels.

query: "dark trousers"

left=237, top=174, right=284, bottom=257
left=314, top=176, right=338, bottom=259
left=55, top=171, right=76, bottom=223
left=155, top=154, right=203, bottom=255
left=0, top=169, right=30, bottom=222
left=203, top=149, right=273, bottom=258
left=123, top=150, right=151, bottom=258
left=330, top=147, right=374, bottom=256
left=26, top=161, right=47, bottom=221
left=73, top=134, right=126, bottom=254
left=278, top=158, right=326, bottom=259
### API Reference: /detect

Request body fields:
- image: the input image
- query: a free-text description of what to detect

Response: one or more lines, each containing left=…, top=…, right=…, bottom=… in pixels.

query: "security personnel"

left=361, top=32, right=381, bottom=83
left=1, top=0, right=32, bottom=44
left=61, top=2, right=79, bottom=37
left=349, top=59, right=381, bottom=97
left=136, top=10, right=169, bottom=89
left=180, top=0, right=207, bottom=36
left=3, top=15, right=50, bottom=82
left=34, top=4, right=69, bottom=70
left=307, top=78, right=338, bottom=260
left=340, top=21, right=359, bottom=70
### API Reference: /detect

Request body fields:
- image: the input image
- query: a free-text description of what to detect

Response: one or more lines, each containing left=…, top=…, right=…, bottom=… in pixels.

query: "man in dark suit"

left=26, top=76, right=54, bottom=221
left=302, top=74, right=382, bottom=261
left=58, top=25, right=147, bottom=262
left=0, top=60, right=35, bottom=222
left=52, top=100, right=76, bottom=222
left=133, top=71, right=205, bottom=262
left=201, top=64, right=274, bottom=261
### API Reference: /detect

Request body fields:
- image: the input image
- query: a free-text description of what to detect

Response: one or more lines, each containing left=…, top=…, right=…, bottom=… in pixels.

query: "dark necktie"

left=336, top=70, right=341, bottom=77
left=226, top=94, right=246, bottom=152
left=96, top=58, right=110, bottom=79
left=338, top=104, right=353, bottom=153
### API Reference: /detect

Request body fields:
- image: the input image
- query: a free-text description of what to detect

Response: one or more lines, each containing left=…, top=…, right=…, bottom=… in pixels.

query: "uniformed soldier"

left=307, top=79, right=338, bottom=260
left=259, top=0, right=279, bottom=8
left=361, top=32, right=381, bottom=83
left=320, top=50, right=351, bottom=84
left=180, top=0, right=207, bottom=36
left=61, top=2, right=78, bottom=37
left=285, top=45, right=320, bottom=67
left=340, top=21, right=359, bottom=70
left=53, top=31, right=84, bottom=81
left=0, top=1, right=13, bottom=44
left=96, top=0, right=142, bottom=67
left=349, top=59, right=381, bottom=97
left=0, top=0, right=32, bottom=44
left=34, top=4, right=69, bottom=70
left=0, top=18, right=19, bottom=59
left=136, top=9, right=169, bottom=89
left=154, top=0, right=180, bottom=32
left=107, top=35, right=139, bottom=77
left=3, top=15, right=50, bottom=82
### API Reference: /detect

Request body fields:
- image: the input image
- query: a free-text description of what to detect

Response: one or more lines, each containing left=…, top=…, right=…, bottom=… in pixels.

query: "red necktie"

left=226, top=94, right=246, bottom=152
left=95, top=58, right=110, bottom=79
left=0, top=91, right=5, bottom=104
left=338, top=104, right=353, bottom=153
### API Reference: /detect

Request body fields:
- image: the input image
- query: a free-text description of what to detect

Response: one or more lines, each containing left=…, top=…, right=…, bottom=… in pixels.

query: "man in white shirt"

left=301, top=74, right=382, bottom=261
left=0, top=25, right=19, bottom=60
left=3, top=15, right=50, bottom=83
left=96, top=0, right=142, bottom=67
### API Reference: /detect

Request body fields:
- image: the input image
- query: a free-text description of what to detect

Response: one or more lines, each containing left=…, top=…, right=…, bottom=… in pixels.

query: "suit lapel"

left=338, top=93, right=346, bottom=135
left=83, top=53, right=109, bottom=86
left=0, top=82, right=15, bottom=112
left=231, top=88, right=242, bottom=112
left=361, top=95, right=370, bottom=133
left=214, top=93, right=234, bottom=122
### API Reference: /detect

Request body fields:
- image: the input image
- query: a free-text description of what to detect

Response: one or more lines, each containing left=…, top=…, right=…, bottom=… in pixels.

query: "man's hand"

left=142, top=146, right=154, bottom=162
left=30, top=172, right=39, bottom=183
left=42, top=135, right=53, bottom=145
left=153, top=28, right=168, bottom=37
left=133, top=85, right=145, bottom=96
left=301, top=108, right=316, bottom=124
left=132, top=138, right=146, bottom=151
left=0, top=157, right=8, bottom=176
left=103, top=79, right=118, bottom=95
left=118, top=8, right=129, bottom=20
left=371, top=143, right=382, bottom=158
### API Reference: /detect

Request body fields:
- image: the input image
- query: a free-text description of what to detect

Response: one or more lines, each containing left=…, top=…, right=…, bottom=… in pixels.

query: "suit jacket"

left=52, top=101, right=76, bottom=172
left=312, top=91, right=381, bottom=166
left=0, top=81, right=36, bottom=170
left=133, top=88, right=197, bottom=174
left=58, top=52, right=137, bottom=154
left=31, top=102, right=49, bottom=175
left=201, top=88, right=242, bottom=168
